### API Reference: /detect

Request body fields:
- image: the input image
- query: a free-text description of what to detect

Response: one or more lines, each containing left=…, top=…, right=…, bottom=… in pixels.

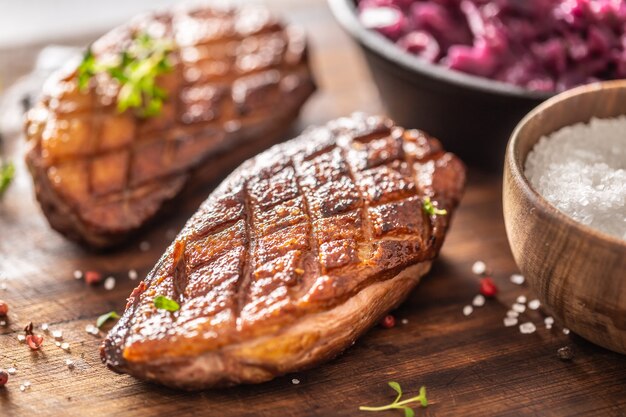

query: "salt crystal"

left=507, top=310, right=519, bottom=318
left=0, top=283, right=6, bottom=290
left=65, top=359, right=75, bottom=369
left=85, top=324, right=99, bottom=335
left=139, top=241, right=151, bottom=252
left=516, top=295, right=527, bottom=304
left=401, top=318, right=409, bottom=325
left=510, top=274, right=525, bottom=285
left=104, top=276, right=116, bottom=290
left=563, top=328, right=570, bottom=335
left=7, top=368, right=16, bottom=375
left=504, top=317, right=518, bottom=327
left=291, top=378, right=300, bottom=385
left=41, top=323, right=49, bottom=332
left=528, top=299, right=541, bottom=310
left=19, top=385, right=25, bottom=392
left=463, top=305, right=473, bottom=316
left=73, top=270, right=83, bottom=280
left=61, top=342, right=70, bottom=351
left=55, top=341, right=61, bottom=347
left=519, top=322, right=537, bottom=334
left=17, top=335, right=25, bottom=342
left=472, top=294, right=486, bottom=307
left=525, top=117, right=626, bottom=241
left=544, top=316, right=554, bottom=326
left=0, top=321, right=5, bottom=326
left=52, top=330, right=63, bottom=340
left=512, top=303, right=526, bottom=313
left=472, top=261, right=486, bottom=275
left=23, top=381, right=31, bottom=387
left=128, top=269, right=138, bottom=280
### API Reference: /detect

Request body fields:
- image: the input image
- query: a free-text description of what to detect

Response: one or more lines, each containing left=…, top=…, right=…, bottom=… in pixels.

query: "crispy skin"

left=24, top=4, right=315, bottom=248
left=102, top=114, right=466, bottom=389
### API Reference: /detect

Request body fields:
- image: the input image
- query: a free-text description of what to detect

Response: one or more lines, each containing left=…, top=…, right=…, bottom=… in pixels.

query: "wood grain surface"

left=1, top=1, right=625, bottom=416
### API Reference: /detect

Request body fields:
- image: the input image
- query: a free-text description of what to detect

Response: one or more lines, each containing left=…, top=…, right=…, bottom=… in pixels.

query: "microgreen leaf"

left=360, top=382, right=428, bottom=415
left=154, top=295, right=180, bottom=312
left=77, top=49, right=97, bottom=91
left=418, top=387, right=427, bottom=407
left=76, top=32, right=174, bottom=118
left=422, top=196, right=447, bottom=216
left=388, top=381, right=402, bottom=403
left=0, top=162, right=15, bottom=198
left=96, top=311, right=120, bottom=328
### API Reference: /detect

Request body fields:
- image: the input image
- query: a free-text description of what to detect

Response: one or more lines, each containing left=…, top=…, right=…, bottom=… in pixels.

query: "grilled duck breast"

left=24, top=4, right=315, bottom=248
left=101, top=114, right=466, bottom=389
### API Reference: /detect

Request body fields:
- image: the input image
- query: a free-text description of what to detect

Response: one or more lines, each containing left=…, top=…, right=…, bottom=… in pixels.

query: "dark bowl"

left=328, top=0, right=552, bottom=170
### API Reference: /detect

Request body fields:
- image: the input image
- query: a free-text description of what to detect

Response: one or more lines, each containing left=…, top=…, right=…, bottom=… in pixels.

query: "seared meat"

left=24, top=4, right=315, bottom=248
left=101, top=114, right=466, bottom=389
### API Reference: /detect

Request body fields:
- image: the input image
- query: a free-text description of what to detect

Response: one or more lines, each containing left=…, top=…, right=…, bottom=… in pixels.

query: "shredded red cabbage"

left=357, top=0, right=626, bottom=91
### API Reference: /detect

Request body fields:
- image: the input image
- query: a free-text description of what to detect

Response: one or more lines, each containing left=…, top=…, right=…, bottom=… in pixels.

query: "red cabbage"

left=358, top=0, right=626, bottom=91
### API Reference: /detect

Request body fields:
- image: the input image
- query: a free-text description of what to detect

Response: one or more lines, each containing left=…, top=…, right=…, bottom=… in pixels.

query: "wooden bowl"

left=503, top=80, right=626, bottom=354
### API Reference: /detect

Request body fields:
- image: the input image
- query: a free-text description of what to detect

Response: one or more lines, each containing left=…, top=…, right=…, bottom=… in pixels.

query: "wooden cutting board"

left=1, top=1, right=625, bottom=416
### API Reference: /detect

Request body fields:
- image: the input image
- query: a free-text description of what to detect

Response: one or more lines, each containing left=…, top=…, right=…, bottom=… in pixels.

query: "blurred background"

left=0, top=0, right=180, bottom=89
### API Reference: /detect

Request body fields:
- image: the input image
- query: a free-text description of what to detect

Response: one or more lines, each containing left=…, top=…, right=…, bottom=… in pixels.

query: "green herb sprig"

left=154, top=295, right=180, bottom=312
left=422, top=196, right=447, bottom=216
left=77, top=32, right=175, bottom=118
left=0, top=162, right=15, bottom=198
left=96, top=311, right=121, bottom=328
left=360, top=382, right=428, bottom=417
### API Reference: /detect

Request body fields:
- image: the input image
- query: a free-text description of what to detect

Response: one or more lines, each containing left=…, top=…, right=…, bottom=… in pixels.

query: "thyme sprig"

left=422, top=196, right=447, bottom=216
left=0, top=161, right=15, bottom=198
left=154, top=295, right=180, bottom=312
left=96, top=311, right=121, bottom=328
left=360, top=382, right=428, bottom=417
left=77, top=32, right=175, bottom=118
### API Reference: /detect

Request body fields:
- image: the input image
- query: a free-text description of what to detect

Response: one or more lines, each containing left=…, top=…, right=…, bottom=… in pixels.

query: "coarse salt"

left=528, top=299, right=541, bottom=310
left=401, top=318, right=409, bottom=325
left=291, top=378, right=300, bottom=385
left=472, top=294, right=486, bottom=307
left=73, top=270, right=83, bottom=280
left=85, top=324, right=99, bottom=335
left=563, top=328, right=570, bottom=335
left=510, top=274, right=525, bottom=285
left=128, top=269, right=138, bottom=280
left=507, top=310, right=519, bottom=318
left=17, top=334, right=25, bottom=342
left=52, top=330, right=63, bottom=340
left=525, top=117, right=626, bottom=241
left=463, top=305, right=473, bottom=316
left=41, top=323, right=49, bottom=332
left=472, top=261, right=487, bottom=275
left=504, top=317, right=518, bottom=327
left=516, top=295, right=527, bottom=304
left=7, top=368, right=16, bottom=375
left=0, top=321, right=5, bottom=326
left=512, top=303, right=526, bottom=313
left=104, top=276, right=116, bottom=290
left=139, top=241, right=151, bottom=252
left=65, top=359, right=75, bottom=369
left=519, top=322, right=537, bottom=334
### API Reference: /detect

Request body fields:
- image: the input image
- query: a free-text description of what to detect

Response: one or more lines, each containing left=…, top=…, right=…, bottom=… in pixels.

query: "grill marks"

left=108, top=114, right=466, bottom=360
left=25, top=4, right=315, bottom=247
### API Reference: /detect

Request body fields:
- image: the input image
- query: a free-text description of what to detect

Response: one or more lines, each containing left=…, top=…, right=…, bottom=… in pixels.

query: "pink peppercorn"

left=480, top=277, right=498, bottom=297
left=380, top=314, right=396, bottom=328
